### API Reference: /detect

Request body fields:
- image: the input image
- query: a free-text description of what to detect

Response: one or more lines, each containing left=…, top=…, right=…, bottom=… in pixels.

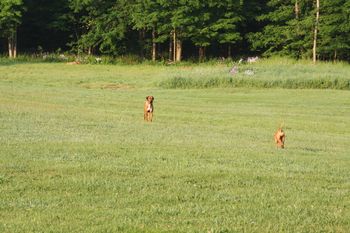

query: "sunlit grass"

left=0, top=62, right=349, bottom=232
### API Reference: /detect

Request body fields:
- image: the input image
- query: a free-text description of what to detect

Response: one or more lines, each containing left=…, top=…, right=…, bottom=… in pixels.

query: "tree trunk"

left=313, top=0, right=320, bottom=64
left=176, top=38, right=182, bottom=62
left=169, top=33, right=173, bottom=61
left=172, top=28, right=182, bottom=62
left=199, top=46, right=205, bottom=61
left=173, top=28, right=176, bottom=62
left=227, top=44, right=231, bottom=58
left=295, top=0, right=299, bottom=19
left=13, top=31, right=17, bottom=58
left=152, top=27, right=157, bottom=61
left=139, top=29, right=145, bottom=59
left=8, top=36, right=13, bottom=58
left=295, top=0, right=301, bottom=58
left=8, top=30, right=17, bottom=58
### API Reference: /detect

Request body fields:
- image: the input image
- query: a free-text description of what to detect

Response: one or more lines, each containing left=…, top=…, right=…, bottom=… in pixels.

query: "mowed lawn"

left=0, top=63, right=349, bottom=232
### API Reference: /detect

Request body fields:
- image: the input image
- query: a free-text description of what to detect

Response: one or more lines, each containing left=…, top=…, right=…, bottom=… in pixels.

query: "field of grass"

left=0, top=61, right=349, bottom=232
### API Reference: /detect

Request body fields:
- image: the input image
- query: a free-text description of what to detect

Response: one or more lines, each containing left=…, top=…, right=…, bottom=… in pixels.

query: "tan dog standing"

left=144, top=96, right=154, bottom=122
left=274, top=127, right=286, bottom=149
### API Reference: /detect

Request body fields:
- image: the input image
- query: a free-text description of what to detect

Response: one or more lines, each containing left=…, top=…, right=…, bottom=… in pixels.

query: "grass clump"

left=159, top=59, right=350, bottom=90
left=159, top=76, right=350, bottom=90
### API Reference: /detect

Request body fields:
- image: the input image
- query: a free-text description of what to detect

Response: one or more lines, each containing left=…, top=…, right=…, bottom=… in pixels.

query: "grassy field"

left=0, top=61, right=349, bottom=232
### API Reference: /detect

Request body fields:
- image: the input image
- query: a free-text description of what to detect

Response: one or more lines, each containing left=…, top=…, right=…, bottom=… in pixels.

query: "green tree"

left=318, top=0, right=350, bottom=61
left=184, top=0, right=242, bottom=61
left=65, top=0, right=111, bottom=55
left=18, top=0, right=71, bottom=53
left=67, top=0, right=130, bottom=56
left=214, top=0, right=242, bottom=59
left=240, top=0, right=268, bottom=55
left=168, top=0, right=196, bottom=61
left=0, top=0, right=24, bottom=58
left=7, top=0, right=350, bottom=61
left=131, top=0, right=164, bottom=60
left=248, top=0, right=314, bottom=59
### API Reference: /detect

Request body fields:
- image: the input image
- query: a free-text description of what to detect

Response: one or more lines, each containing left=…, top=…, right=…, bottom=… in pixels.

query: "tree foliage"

left=0, top=0, right=349, bottom=61
left=248, top=0, right=314, bottom=59
left=0, top=0, right=24, bottom=36
left=318, top=0, right=350, bottom=60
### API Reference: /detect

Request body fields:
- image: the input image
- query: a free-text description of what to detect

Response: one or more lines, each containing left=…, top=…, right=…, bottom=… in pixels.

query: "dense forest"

left=0, top=0, right=349, bottom=62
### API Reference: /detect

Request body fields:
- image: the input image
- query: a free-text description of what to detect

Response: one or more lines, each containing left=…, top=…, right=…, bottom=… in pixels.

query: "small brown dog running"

left=274, top=127, right=286, bottom=149
left=144, top=96, right=154, bottom=122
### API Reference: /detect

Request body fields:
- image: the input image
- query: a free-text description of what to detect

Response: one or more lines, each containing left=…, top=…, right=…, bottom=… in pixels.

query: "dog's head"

left=276, top=128, right=285, bottom=139
left=277, top=128, right=284, bottom=135
left=146, top=96, right=154, bottom=103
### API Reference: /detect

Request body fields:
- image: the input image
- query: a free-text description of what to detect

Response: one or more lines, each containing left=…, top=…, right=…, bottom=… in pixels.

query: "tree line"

left=0, top=0, right=349, bottom=62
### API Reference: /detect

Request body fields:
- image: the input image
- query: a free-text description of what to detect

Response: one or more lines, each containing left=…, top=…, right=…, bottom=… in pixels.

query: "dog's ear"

left=152, top=96, right=154, bottom=100
left=146, top=96, right=149, bottom=100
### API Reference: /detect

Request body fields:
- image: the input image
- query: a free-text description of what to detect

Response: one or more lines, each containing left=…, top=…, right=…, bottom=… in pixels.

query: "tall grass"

left=159, top=58, right=350, bottom=90
left=1, top=56, right=349, bottom=90
left=159, top=76, right=350, bottom=90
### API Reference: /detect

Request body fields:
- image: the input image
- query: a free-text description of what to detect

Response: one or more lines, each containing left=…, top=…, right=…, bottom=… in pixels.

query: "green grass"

left=0, top=61, right=349, bottom=232
left=159, top=58, right=350, bottom=89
